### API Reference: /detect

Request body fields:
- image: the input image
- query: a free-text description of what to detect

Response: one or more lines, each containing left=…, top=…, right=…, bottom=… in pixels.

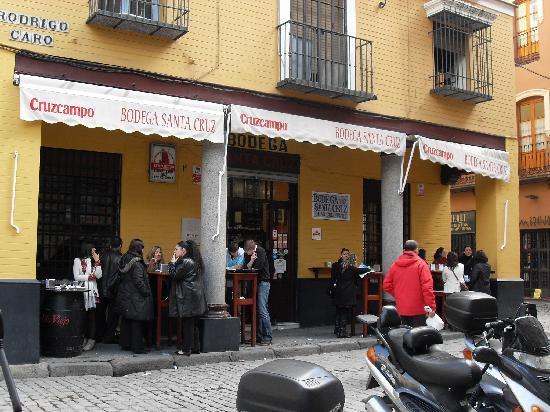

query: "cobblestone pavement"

left=0, top=339, right=465, bottom=412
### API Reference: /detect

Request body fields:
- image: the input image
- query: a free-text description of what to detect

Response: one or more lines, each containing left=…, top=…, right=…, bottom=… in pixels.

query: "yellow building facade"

left=0, top=0, right=519, bottom=363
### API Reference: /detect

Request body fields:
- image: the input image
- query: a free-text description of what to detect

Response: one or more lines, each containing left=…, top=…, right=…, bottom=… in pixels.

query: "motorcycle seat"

left=387, top=327, right=482, bottom=388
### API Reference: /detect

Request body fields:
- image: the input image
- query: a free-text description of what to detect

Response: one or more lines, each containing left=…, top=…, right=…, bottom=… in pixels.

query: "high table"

left=226, top=270, right=258, bottom=346
left=148, top=271, right=180, bottom=350
left=359, top=271, right=383, bottom=336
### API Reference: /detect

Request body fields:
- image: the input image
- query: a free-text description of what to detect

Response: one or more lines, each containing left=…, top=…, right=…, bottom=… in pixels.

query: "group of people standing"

left=329, top=241, right=495, bottom=334
left=73, top=238, right=207, bottom=356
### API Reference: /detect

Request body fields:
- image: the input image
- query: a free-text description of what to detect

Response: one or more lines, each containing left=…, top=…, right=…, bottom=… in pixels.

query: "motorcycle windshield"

left=512, top=351, right=550, bottom=372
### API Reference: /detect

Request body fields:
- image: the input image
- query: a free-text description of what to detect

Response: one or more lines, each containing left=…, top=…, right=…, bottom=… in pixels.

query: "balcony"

left=519, top=137, right=550, bottom=181
left=277, top=20, right=375, bottom=103
left=87, top=0, right=189, bottom=40
left=514, top=28, right=540, bottom=65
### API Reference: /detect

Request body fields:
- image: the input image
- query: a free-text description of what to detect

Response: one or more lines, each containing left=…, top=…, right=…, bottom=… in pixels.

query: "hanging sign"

left=312, top=192, right=350, bottom=221
left=417, top=135, right=510, bottom=182
left=451, top=211, right=476, bottom=234
left=150, top=144, right=176, bottom=183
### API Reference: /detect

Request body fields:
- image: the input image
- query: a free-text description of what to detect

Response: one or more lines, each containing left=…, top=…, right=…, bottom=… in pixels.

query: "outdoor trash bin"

left=236, top=359, right=345, bottom=412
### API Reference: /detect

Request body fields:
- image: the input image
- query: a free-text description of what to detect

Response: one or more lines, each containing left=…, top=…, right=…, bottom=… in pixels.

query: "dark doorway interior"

left=37, top=147, right=122, bottom=280
left=521, top=229, right=550, bottom=297
left=227, top=177, right=298, bottom=323
left=363, top=179, right=410, bottom=267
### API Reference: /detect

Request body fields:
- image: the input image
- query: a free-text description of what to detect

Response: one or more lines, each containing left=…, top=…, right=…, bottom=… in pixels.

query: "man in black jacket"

left=97, top=237, right=123, bottom=343
left=244, top=239, right=272, bottom=345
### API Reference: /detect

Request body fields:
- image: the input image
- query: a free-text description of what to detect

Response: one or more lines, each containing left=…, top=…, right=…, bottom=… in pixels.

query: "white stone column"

left=200, top=140, right=228, bottom=316
left=381, top=154, right=403, bottom=278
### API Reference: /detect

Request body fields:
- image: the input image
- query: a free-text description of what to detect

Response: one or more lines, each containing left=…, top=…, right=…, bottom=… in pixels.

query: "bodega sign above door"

left=0, top=9, right=70, bottom=47
left=18, top=75, right=225, bottom=143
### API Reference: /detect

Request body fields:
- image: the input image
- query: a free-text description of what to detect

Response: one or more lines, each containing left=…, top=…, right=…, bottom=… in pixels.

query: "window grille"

left=521, top=229, right=550, bottom=293
left=425, top=0, right=496, bottom=103
left=88, top=0, right=189, bottom=40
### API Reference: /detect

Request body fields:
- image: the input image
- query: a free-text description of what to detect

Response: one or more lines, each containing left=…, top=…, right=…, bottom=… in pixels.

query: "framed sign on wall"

left=150, top=143, right=176, bottom=183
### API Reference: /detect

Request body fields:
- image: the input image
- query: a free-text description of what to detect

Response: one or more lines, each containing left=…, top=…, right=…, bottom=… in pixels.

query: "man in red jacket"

left=383, top=240, right=436, bottom=327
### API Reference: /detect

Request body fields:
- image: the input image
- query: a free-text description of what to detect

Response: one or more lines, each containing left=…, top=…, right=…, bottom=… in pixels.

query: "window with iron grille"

left=277, top=0, right=375, bottom=102
left=521, top=229, right=550, bottom=293
left=425, top=0, right=497, bottom=103
left=37, top=148, right=121, bottom=280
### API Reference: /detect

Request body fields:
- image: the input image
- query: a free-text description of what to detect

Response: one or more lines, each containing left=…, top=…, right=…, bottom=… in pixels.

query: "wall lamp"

left=379, top=0, right=387, bottom=8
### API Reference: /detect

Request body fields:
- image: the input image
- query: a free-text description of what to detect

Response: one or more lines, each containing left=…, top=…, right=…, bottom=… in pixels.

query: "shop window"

left=425, top=0, right=497, bottom=103
left=515, top=0, right=540, bottom=64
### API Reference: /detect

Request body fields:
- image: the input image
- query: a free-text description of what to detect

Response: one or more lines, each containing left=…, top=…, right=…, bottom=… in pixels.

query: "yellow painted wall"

left=42, top=123, right=203, bottom=266
left=0, top=0, right=515, bottom=139
left=408, top=151, right=452, bottom=258
left=475, top=137, right=520, bottom=279
left=0, top=49, right=41, bottom=279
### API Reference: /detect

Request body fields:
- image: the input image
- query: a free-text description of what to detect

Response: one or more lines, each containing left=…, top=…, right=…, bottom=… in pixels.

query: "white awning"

left=18, top=74, right=225, bottom=142
left=417, top=135, right=510, bottom=182
left=231, top=105, right=407, bottom=156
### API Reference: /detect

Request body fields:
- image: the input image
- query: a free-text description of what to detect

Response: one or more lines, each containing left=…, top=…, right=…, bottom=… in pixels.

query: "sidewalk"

left=3, top=325, right=462, bottom=380
left=4, top=299, right=548, bottom=381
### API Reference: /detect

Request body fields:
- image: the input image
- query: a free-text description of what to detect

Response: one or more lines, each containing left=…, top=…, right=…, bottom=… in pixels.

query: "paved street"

left=0, top=338, right=465, bottom=412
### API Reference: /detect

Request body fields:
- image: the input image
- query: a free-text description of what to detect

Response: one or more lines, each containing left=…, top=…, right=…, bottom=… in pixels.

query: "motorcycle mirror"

left=473, top=346, right=500, bottom=365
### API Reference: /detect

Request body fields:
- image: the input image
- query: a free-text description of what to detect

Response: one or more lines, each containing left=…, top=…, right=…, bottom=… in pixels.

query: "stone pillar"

left=200, top=140, right=229, bottom=317
left=475, top=137, right=521, bottom=317
left=381, top=155, right=403, bottom=299
left=199, top=140, right=240, bottom=352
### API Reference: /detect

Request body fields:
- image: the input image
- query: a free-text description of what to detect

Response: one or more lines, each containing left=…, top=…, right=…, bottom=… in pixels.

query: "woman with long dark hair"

left=470, top=250, right=492, bottom=294
left=442, top=251, right=466, bottom=294
left=73, top=242, right=102, bottom=351
left=117, top=239, right=153, bottom=354
left=432, top=247, right=447, bottom=266
left=169, top=240, right=207, bottom=356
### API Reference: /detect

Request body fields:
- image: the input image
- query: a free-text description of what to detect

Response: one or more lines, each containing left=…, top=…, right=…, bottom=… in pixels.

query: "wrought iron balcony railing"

left=277, top=20, right=375, bottom=103
left=87, top=0, right=189, bottom=40
left=519, top=136, right=550, bottom=180
left=514, top=28, right=540, bottom=65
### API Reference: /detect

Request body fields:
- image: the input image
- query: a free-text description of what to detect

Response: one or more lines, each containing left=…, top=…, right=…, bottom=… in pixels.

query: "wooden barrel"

left=40, top=291, right=85, bottom=357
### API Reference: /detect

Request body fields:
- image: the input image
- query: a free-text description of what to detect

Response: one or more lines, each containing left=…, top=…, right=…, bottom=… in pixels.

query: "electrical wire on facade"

left=515, top=63, right=550, bottom=80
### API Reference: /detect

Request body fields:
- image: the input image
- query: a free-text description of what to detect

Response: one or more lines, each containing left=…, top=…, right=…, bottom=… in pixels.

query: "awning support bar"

left=398, top=139, right=417, bottom=195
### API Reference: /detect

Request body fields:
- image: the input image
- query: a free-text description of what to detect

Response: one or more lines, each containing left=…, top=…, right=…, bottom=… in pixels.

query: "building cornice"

left=424, top=0, right=499, bottom=25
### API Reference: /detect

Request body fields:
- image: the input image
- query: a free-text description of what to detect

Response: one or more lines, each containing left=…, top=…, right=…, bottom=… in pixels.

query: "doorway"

left=227, top=177, right=298, bottom=323
left=37, top=147, right=122, bottom=279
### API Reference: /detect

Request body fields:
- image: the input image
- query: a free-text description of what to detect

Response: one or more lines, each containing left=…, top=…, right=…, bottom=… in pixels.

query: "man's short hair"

left=244, top=239, right=256, bottom=252
left=403, top=240, right=418, bottom=251
left=111, top=237, right=123, bottom=249
left=228, top=241, right=239, bottom=254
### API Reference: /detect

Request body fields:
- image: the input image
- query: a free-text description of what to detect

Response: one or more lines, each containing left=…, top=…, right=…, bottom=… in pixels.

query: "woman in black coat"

left=330, top=248, right=369, bottom=338
left=470, top=250, right=492, bottom=295
left=117, top=239, right=153, bottom=354
left=169, top=240, right=207, bottom=356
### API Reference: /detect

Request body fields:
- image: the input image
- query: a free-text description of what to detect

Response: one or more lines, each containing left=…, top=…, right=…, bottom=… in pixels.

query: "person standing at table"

left=169, top=240, right=207, bottom=356
left=146, top=246, right=164, bottom=273
left=330, top=248, right=371, bottom=338
left=384, top=240, right=436, bottom=327
left=117, top=239, right=153, bottom=354
left=226, top=241, right=245, bottom=269
left=244, top=239, right=272, bottom=345
left=470, top=250, right=492, bottom=295
left=73, top=242, right=102, bottom=351
left=458, top=245, right=474, bottom=286
left=432, top=247, right=447, bottom=266
left=442, top=251, right=466, bottom=294
left=98, top=237, right=123, bottom=344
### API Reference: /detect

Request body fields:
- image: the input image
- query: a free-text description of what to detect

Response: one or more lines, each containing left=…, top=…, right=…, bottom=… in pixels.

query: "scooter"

left=363, top=305, right=497, bottom=412
left=461, top=308, right=550, bottom=412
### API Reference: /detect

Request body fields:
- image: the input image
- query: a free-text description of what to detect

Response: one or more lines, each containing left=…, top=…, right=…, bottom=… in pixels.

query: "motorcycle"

left=363, top=305, right=495, bottom=412
left=461, top=303, right=550, bottom=412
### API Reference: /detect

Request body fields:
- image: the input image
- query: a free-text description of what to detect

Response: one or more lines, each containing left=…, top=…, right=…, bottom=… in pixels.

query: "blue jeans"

left=257, top=281, right=272, bottom=343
